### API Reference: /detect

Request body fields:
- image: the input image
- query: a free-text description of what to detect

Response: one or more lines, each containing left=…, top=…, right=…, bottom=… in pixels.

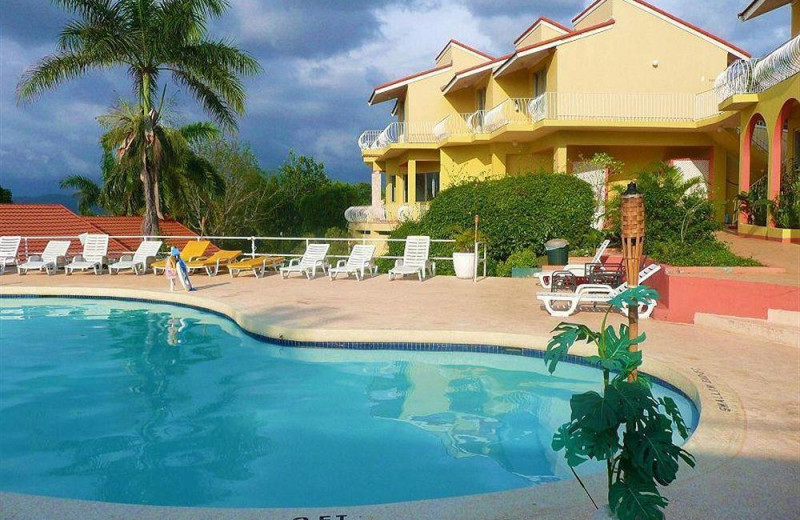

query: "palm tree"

left=60, top=175, right=102, bottom=215
left=98, top=100, right=224, bottom=226
left=17, top=0, right=260, bottom=235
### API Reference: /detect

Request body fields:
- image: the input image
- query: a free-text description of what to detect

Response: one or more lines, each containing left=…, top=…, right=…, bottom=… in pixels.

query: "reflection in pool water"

left=0, top=298, right=698, bottom=508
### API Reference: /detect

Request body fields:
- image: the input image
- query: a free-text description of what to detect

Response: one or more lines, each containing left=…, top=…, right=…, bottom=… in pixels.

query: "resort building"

left=719, top=0, right=800, bottom=242
left=348, top=0, right=798, bottom=241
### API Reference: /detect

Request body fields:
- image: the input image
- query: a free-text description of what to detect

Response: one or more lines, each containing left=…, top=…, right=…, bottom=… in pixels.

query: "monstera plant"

left=544, top=286, right=695, bottom=520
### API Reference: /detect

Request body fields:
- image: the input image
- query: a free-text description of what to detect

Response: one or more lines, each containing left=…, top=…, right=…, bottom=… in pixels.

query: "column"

left=371, top=171, right=382, bottom=207
left=738, top=118, right=751, bottom=227
left=553, top=145, right=568, bottom=173
left=709, top=145, right=727, bottom=222
left=407, top=159, right=417, bottom=204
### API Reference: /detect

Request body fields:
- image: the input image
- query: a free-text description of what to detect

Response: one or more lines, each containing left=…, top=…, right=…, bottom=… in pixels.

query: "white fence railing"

left=715, top=35, right=800, bottom=101
left=433, top=113, right=473, bottom=140
left=13, top=234, right=488, bottom=281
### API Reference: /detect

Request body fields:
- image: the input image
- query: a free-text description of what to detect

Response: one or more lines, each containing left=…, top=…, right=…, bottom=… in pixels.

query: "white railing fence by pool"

left=16, top=234, right=489, bottom=282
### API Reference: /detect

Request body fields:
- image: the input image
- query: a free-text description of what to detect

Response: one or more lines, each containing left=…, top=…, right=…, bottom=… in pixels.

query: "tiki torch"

left=620, top=182, right=645, bottom=379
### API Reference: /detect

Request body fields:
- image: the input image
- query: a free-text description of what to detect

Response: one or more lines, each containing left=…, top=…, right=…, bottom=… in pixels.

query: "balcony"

left=345, top=203, right=429, bottom=223
left=714, top=35, right=800, bottom=103
left=359, top=92, right=726, bottom=151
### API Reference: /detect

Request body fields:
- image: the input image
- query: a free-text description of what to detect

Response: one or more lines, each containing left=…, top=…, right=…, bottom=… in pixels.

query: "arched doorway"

left=770, top=99, right=800, bottom=227
left=740, top=113, right=768, bottom=226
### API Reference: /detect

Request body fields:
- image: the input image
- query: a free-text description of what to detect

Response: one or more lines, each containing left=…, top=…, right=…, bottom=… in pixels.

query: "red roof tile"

left=0, top=204, right=214, bottom=261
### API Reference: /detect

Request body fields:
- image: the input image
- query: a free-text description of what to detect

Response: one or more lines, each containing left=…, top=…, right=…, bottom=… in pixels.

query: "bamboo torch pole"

left=620, top=182, right=645, bottom=381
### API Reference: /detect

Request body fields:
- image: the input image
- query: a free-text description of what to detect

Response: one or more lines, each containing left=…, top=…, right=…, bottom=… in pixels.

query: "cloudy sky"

left=0, top=0, right=791, bottom=198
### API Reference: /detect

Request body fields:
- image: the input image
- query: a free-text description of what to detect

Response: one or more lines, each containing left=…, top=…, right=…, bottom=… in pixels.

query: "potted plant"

left=452, top=228, right=479, bottom=279
left=544, top=286, right=695, bottom=520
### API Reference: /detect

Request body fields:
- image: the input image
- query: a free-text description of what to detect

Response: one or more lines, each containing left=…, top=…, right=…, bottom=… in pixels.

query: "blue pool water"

left=0, top=298, right=698, bottom=508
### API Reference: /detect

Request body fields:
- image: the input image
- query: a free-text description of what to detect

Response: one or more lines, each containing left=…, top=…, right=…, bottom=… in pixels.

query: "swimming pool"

left=0, top=297, right=698, bottom=508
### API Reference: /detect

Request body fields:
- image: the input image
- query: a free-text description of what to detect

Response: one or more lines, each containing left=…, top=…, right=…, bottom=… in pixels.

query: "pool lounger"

left=228, top=256, right=285, bottom=278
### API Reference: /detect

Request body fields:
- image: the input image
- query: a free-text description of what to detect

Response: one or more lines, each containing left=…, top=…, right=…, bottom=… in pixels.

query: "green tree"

left=297, top=181, right=370, bottom=234
left=0, top=184, right=12, bottom=203
left=269, top=151, right=330, bottom=235
left=60, top=175, right=102, bottom=215
left=17, top=0, right=260, bottom=235
left=98, top=101, right=224, bottom=225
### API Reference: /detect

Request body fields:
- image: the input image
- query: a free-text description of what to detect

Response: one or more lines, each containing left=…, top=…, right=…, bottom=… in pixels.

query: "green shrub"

left=649, top=240, right=761, bottom=267
left=297, top=181, right=371, bottom=234
left=419, top=173, right=595, bottom=264
left=495, top=249, right=539, bottom=277
left=607, top=163, right=720, bottom=247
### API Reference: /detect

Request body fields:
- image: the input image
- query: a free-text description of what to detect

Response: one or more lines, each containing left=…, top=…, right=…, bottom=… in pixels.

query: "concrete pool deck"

left=0, top=272, right=798, bottom=520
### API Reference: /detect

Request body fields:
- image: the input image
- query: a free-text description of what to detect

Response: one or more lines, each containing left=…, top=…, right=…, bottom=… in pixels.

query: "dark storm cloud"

left=0, top=0, right=791, bottom=198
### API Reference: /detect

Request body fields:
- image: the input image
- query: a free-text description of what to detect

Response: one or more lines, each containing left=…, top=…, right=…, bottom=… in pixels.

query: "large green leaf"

left=571, top=391, right=622, bottom=431
left=609, top=379, right=657, bottom=424
left=609, top=285, right=660, bottom=310
left=544, top=322, right=598, bottom=374
left=624, top=415, right=694, bottom=485
left=659, top=396, right=690, bottom=439
left=552, top=421, right=620, bottom=466
left=599, top=324, right=644, bottom=374
left=609, top=478, right=668, bottom=520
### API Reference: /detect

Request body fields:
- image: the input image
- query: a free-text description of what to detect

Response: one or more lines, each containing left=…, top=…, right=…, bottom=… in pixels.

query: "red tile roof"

left=0, top=204, right=213, bottom=261
left=434, top=39, right=495, bottom=62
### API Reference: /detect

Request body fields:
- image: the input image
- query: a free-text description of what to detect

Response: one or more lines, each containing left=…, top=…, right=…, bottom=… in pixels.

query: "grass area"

left=649, top=240, right=762, bottom=267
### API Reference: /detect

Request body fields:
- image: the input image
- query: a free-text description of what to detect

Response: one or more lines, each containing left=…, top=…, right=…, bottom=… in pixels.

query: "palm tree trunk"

left=153, top=167, right=165, bottom=220
left=141, top=150, right=159, bottom=236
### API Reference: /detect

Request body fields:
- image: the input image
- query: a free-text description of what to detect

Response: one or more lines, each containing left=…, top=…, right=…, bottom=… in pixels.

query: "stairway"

left=695, top=310, right=800, bottom=348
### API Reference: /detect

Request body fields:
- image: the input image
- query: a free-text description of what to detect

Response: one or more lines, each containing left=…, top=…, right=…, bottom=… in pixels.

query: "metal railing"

left=14, top=234, right=489, bottom=282
left=358, top=121, right=439, bottom=150
left=715, top=34, right=800, bottom=101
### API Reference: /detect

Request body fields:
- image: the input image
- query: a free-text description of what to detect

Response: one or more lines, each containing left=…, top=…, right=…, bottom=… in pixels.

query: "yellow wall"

left=516, top=24, right=565, bottom=48
left=573, top=0, right=614, bottom=30
left=558, top=0, right=728, bottom=95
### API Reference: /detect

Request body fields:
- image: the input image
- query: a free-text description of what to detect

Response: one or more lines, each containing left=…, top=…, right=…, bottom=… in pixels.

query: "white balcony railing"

left=360, top=90, right=729, bottom=150
left=715, top=35, right=800, bottom=101
left=344, top=205, right=387, bottom=223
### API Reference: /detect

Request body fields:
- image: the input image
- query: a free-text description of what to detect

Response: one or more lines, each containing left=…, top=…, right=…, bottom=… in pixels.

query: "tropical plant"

left=771, top=158, right=800, bottom=229
left=453, top=228, right=479, bottom=253
left=545, top=286, right=695, bottom=520
left=16, top=0, right=260, bottom=234
left=98, top=100, right=224, bottom=224
left=735, top=178, right=769, bottom=227
left=60, top=175, right=102, bottom=215
left=495, top=249, right=539, bottom=277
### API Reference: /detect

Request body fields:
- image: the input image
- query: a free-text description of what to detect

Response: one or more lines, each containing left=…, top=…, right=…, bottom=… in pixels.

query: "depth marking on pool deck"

left=690, top=367, right=731, bottom=412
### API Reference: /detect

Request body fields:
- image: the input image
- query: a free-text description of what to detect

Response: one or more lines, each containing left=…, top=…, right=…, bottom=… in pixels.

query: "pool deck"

left=1, top=271, right=798, bottom=520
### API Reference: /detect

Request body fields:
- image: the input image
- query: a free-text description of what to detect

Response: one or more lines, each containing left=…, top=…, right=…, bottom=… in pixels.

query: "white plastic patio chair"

left=280, top=243, right=330, bottom=279
left=537, top=264, right=662, bottom=318
left=537, top=239, right=611, bottom=289
left=65, top=234, right=109, bottom=275
left=0, top=236, right=21, bottom=275
left=17, top=240, right=71, bottom=275
left=109, top=240, right=162, bottom=275
left=328, top=245, right=377, bottom=281
left=388, top=236, right=436, bottom=281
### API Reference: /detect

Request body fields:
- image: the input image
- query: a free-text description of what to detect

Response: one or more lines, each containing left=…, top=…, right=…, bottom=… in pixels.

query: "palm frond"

left=16, top=52, right=105, bottom=102
left=170, top=69, right=238, bottom=131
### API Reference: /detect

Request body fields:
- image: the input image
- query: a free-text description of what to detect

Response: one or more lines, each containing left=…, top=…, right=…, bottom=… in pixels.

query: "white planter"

left=452, top=252, right=476, bottom=279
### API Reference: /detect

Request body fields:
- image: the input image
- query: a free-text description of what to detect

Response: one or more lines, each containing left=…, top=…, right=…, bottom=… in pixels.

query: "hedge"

left=388, top=173, right=596, bottom=274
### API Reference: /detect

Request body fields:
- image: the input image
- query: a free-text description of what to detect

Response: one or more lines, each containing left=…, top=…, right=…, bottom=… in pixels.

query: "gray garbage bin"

left=544, top=239, right=569, bottom=265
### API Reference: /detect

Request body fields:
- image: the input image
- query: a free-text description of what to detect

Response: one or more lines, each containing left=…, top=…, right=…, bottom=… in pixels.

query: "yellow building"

left=717, top=0, right=799, bottom=242
left=347, top=0, right=777, bottom=239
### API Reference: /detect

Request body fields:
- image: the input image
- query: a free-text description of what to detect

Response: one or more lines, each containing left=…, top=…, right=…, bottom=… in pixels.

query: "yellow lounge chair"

left=152, top=240, right=210, bottom=274
left=228, top=256, right=285, bottom=278
left=185, top=250, right=242, bottom=276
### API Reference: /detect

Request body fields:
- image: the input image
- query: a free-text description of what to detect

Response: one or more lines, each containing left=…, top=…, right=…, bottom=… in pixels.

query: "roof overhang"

left=434, top=39, right=494, bottom=64
left=368, top=65, right=451, bottom=105
left=739, top=0, right=792, bottom=20
left=441, top=56, right=509, bottom=95
left=496, top=19, right=616, bottom=78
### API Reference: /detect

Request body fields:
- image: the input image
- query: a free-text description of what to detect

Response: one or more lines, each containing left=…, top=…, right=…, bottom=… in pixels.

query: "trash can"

left=544, top=239, right=569, bottom=265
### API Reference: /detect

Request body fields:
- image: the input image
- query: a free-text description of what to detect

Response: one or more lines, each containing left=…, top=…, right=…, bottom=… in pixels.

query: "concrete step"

left=695, top=313, right=800, bottom=348
left=768, top=309, right=800, bottom=328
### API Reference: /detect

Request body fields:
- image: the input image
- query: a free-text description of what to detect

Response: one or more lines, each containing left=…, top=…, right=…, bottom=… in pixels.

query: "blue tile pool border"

left=0, top=293, right=690, bottom=399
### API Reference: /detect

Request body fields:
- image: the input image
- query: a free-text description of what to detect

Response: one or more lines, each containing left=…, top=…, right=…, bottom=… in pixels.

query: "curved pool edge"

left=0, top=285, right=746, bottom=520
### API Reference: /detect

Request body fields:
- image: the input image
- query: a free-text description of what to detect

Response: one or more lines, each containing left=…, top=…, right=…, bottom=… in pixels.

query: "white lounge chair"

left=537, top=264, right=662, bottom=318
left=388, top=236, right=435, bottom=281
left=109, top=240, right=162, bottom=275
left=0, top=236, right=21, bottom=275
left=65, top=234, right=109, bottom=275
left=328, top=245, right=377, bottom=281
left=280, top=243, right=330, bottom=279
left=17, top=240, right=71, bottom=275
left=537, top=239, right=611, bottom=289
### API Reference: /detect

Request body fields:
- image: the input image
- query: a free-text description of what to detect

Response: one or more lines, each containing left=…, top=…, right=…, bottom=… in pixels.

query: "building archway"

left=771, top=99, right=800, bottom=200
left=740, top=113, right=768, bottom=225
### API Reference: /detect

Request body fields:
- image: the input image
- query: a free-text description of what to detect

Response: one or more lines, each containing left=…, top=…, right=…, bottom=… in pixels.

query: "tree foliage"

left=544, top=286, right=695, bottom=520
left=0, top=184, right=13, bottom=203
